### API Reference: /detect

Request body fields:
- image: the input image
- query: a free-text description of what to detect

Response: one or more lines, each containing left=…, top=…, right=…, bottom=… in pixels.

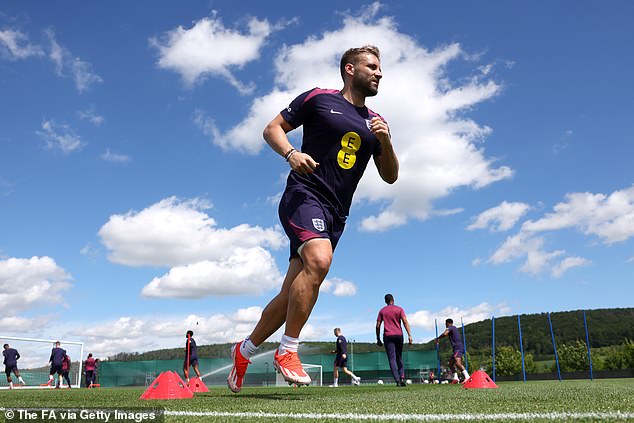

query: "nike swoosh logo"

left=330, top=109, right=343, bottom=114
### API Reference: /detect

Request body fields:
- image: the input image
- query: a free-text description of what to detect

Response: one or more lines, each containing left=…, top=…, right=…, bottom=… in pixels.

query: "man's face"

left=334, top=329, right=339, bottom=337
left=351, top=53, right=382, bottom=97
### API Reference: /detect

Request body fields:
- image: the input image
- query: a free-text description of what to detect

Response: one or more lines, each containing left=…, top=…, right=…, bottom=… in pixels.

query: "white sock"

left=334, top=377, right=338, bottom=386
left=9, top=381, right=13, bottom=388
left=453, top=373, right=459, bottom=380
left=240, top=338, right=258, bottom=360
left=462, top=370, right=470, bottom=379
left=18, top=376, right=24, bottom=384
left=278, top=334, right=299, bottom=355
left=49, top=375, right=54, bottom=381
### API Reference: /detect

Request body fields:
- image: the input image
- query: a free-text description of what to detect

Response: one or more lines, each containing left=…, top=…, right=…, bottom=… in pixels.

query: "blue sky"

left=1, top=1, right=633, bottom=358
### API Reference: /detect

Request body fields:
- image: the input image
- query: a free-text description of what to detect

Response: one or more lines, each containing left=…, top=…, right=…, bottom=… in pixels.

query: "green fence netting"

left=99, top=349, right=438, bottom=387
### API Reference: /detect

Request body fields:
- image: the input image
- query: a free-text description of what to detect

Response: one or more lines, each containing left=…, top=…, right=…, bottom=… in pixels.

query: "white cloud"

left=77, top=107, right=104, bottom=126
left=206, top=6, right=512, bottom=229
left=320, top=277, right=358, bottom=296
left=628, top=257, right=634, bottom=263
left=66, top=309, right=268, bottom=358
left=98, top=196, right=286, bottom=267
left=0, top=29, right=43, bottom=60
left=522, top=185, right=634, bottom=244
left=468, top=201, right=530, bottom=232
left=141, top=247, right=282, bottom=298
left=485, top=185, right=634, bottom=277
left=150, top=13, right=276, bottom=94
left=408, top=302, right=509, bottom=331
left=551, top=256, right=591, bottom=279
left=45, top=29, right=102, bottom=93
left=0, top=256, right=72, bottom=315
left=36, top=119, right=84, bottom=154
left=101, top=148, right=131, bottom=164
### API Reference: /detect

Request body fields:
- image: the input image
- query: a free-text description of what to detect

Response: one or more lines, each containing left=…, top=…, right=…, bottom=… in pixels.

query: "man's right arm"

left=375, top=321, right=383, bottom=346
left=435, top=329, right=450, bottom=344
left=263, top=114, right=318, bottom=175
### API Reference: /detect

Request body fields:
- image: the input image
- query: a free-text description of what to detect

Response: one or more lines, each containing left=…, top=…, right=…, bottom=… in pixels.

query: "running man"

left=376, top=294, right=413, bottom=386
left=47, top=341, right=66, bottom=388
left=228, top=45, right=399, bottom=393
left=3, top=344, right=25, bottom=389
left=331, top=328, right=360, bottom=387
left=435, top=318, right=470, bottom=384
left=183, top=330, right=201, bottom=382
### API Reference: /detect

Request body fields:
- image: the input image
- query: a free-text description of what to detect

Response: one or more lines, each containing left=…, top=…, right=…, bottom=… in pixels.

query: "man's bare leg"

left=248, top=258, right=303, bottom=346
left=284, top=239, right=332, bottom=338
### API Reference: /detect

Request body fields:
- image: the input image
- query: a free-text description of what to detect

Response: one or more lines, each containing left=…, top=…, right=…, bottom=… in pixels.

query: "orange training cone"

left=462, top=370, right=498, bottom=389
left=187, top=377, right=209, bottom=393
left=139, top=371, right=194, bottom=400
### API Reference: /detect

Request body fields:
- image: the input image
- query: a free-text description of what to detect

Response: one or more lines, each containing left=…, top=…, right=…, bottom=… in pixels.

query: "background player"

left=183, top=330, right=201, bottom=382
left=84, top=353, right=96, bottom=387
left=61, top=353, right=72, bottom=388
left=228, top=45, right=399, bottom=393
left=331, top=328, right=361, bottom=387
left=3, top=344, right=25, bottom=388
left=435, top=318, right=470, bottom=383
left=47, top=341, right=66, bottom=388
left=376, top=294, right=413, bottom=386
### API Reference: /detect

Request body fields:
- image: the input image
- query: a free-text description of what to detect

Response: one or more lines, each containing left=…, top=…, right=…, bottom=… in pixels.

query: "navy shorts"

left=334, top=356, right=348, bottom=368
left=452, top=350, right=463, bottom=360
left=5, top=365, right=17, bottom=377
left=279, top=188, right=345, bottom=259
left=50, top=363, right=63, bottom=375
left=184, top=358, right=198, bottom=368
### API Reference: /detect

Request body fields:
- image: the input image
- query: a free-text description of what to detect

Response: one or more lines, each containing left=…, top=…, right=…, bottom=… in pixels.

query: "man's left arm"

left=370, top=117, right=399, bottom=184
left=402, top=315, right=413, bottom=345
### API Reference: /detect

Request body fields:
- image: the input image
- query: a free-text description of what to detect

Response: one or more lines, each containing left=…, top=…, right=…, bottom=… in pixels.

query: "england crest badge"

left=312, top=218, right=325, bottom=231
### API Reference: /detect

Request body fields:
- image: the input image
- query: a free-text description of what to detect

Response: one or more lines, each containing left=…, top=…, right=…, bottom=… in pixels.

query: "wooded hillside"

left=108, top=307, right=634, bottom=361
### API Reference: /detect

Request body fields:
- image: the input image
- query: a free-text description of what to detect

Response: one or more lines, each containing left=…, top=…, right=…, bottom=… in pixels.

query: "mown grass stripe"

left=165, top=410, right=634, bottom=421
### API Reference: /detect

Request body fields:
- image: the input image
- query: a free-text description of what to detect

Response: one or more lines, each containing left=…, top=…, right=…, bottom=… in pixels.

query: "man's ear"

left=345, top=63, right=355, bottom=77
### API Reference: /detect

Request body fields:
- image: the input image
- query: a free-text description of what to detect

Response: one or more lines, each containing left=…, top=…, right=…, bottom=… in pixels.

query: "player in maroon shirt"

left=228, top=45, right=399, bottom=393
left=376, top=294, right=413, bottom=386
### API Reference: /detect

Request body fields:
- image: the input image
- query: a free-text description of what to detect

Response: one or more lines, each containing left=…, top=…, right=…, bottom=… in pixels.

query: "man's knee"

left=301, top=244, right=332, bottom=281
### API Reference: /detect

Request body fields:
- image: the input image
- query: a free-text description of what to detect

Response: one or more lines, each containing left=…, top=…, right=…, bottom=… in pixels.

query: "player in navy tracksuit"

left=48, top=341, right=67, bottom=388
left=3, top=344, right=25, bottom=388
left=436, top=319, right=470, bottom=383
left=228, top=45, right=399, bottom=393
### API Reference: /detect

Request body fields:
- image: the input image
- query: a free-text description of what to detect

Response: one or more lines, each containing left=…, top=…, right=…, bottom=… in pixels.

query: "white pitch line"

left=165, top=410, right=634, bottom=421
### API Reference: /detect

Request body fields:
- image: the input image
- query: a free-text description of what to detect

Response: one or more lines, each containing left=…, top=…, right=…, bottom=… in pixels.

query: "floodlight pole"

left=461, top=317, right=468, bottom=373
left=492, top=315, right=496, bottom=382
left=434, top=319, right=440, bottom=378
left=518, top=315, right=526, bottom=382
left=547, top=312, right=562, bottom=381
left=583, top=311, right=594, bottom=381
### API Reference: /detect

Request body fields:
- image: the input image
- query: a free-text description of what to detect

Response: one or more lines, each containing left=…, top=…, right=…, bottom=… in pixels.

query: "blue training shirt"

left=447, top=325, right=464, bottom=353
left=50, top=347, right=66, bottom=366
left=336, top=335, right=348, bottom=357
left=280, top=88, right=384, bottom=218
left=185, top=338, right=198, bottom=361
left=3, top=348, right=20, bottom=367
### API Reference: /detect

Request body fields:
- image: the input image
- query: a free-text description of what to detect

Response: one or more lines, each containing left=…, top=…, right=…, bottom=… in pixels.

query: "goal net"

left=0, top=336, right=84, bottom=389
left=275, top=363, right=322, bottom=387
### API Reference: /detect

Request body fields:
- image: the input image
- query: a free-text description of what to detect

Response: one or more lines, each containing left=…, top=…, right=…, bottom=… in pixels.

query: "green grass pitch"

left=1, top=379, right=634, bottom=422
